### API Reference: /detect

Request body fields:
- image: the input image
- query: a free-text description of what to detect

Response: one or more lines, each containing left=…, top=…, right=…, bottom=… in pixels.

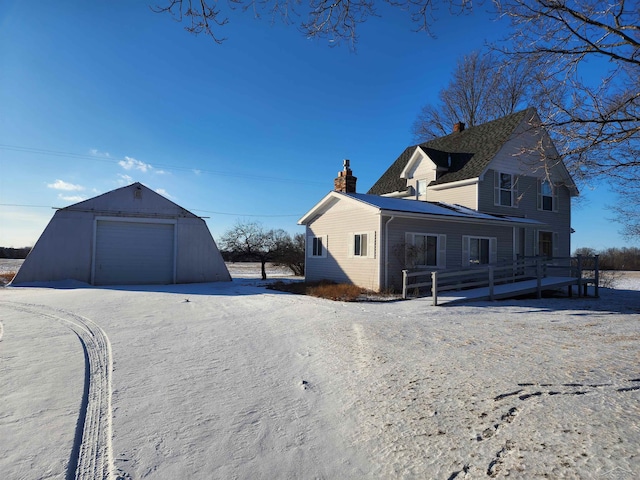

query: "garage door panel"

left=94, top=221, right=175, bottom=285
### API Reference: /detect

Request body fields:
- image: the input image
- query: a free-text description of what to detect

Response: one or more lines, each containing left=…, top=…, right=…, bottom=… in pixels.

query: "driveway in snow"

left=1, top=275, right=639, bottom=479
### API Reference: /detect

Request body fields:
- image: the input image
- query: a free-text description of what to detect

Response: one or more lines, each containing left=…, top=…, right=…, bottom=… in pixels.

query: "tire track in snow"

left=0, top=302, right=114, bottom=480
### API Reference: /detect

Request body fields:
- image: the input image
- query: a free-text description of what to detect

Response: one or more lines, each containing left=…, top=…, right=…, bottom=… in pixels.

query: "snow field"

left=0, top=270, right=639, bottom=479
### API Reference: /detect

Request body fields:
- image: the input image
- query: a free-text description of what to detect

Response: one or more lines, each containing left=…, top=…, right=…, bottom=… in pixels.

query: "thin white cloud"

left=155, top=169, right=169, bottom=175
left=47, top=179, right=85, bottom=191
left=119, top=156, right=151, bottom=172
left=90, top=149, right=111, bottom=158
left=155, top=188, right=172, bottom=199
left=59, top=194, right=85, bottom=202
left=117, top=173, right=134, bottom=185
left=193, top=169, right=202, bottom=176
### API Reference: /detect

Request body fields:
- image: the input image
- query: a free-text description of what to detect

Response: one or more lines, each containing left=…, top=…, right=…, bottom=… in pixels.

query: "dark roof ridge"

left=367, top=108, right=536, bottom=195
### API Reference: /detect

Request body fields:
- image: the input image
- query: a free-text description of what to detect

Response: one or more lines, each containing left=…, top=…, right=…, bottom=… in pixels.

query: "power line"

left=0, top=203, right=303, bottom=218
left=0, top=143, right=328, bottom=186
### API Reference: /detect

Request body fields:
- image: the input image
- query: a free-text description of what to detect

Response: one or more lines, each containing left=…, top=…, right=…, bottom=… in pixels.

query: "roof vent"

left=134, top=186, right=142, bottom=199
left=453, top=122, right=465, bottom=133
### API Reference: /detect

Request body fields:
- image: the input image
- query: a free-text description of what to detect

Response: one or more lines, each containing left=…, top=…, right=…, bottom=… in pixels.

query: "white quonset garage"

left=12, top=183, right=231, bottom=285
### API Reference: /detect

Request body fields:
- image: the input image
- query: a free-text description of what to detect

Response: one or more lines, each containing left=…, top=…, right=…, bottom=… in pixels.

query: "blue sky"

left=0, top=1, right=632, bottom=251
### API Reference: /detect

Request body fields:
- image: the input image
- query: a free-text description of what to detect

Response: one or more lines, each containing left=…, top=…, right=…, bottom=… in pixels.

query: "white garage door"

left=93, top=220, right=175, bottom=285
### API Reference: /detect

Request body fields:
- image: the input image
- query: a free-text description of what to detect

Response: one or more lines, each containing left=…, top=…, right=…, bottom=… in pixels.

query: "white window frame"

left=494, top=171, right=518, bottom=208
left=405, top=232, right=446, bottom=268
left=348, top=231, right=375, bottom=259
left=462, top=235, right=497, bottom=266
left=307, top=235, right=327, bottom=258
left=537, top=179, right=558, bottom=212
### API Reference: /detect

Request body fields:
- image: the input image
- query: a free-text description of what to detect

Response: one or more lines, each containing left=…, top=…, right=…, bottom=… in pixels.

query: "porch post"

left=594, top=255, right=600, bottom=298
left=402, top=270, right=408, bottom=300
left=432, top=270, right=439, bottom=306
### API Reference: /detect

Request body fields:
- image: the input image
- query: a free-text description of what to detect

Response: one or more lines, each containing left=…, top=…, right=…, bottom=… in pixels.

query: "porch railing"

left=401, top=255, right=599, bottom=305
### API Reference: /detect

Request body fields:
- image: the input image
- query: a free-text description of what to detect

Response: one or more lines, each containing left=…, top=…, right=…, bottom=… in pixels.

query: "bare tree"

left=152, top=0, right=474, bottom=47
left=219, top=220, right=295, bottom=280
left=494, top=0, right=639, bottom=238
left=219, top=221, right=286, bottom=280
left=411, top=51, right=534, bottom=141
left=272, top=232, right=305, bottom=276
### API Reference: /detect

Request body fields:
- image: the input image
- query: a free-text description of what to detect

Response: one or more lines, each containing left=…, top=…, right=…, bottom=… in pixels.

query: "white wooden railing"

left=401, top=255, right=599, bottom=305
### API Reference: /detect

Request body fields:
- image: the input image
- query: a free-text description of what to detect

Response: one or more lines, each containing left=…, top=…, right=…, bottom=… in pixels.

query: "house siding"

left=479, top=171, right=572, bottom=257
left=383, top=216, right=517, bottom=291
left=427, top=183, right=478, bottom=209
left=305, top=201, right=381, bottom=291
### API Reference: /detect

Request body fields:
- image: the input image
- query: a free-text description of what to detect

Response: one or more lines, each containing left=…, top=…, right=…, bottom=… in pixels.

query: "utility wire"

left=0, top=203, right=303, bottom=218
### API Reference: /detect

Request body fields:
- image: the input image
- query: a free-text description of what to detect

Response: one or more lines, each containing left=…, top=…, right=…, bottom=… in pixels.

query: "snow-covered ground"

left=1, top=263, right=639, bottom=479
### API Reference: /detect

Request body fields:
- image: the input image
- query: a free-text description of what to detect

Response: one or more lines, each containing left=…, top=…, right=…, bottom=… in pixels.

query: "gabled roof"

left=61, top=182, right=199, bottom=218
left=298, top=191, right=544, bottom=226
left=368, top=108, right=536, bottom=195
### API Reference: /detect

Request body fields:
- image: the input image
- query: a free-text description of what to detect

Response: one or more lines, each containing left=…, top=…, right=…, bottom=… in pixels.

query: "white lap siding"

left=383, top=216, right=516, bottom=291
left=305, top=201, right=380, bottom=291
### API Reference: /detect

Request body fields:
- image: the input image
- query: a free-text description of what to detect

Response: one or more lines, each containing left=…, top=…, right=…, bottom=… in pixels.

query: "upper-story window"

left=416, top=179, right=427, bottom=198
left=538, top=179, right=557, bottom=212
left=494, top=172, right=518, bottom=207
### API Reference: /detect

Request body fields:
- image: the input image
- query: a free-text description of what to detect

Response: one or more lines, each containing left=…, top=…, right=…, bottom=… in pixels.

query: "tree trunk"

left=261, top=259, right=267, bottom=280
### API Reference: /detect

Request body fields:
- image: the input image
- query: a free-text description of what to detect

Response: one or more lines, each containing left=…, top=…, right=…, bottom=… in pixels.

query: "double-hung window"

left=494, top=172, right=517, bottom=207
left=405, top=233, right=446, bottom=268
left=538, top=179, right=557, bottom=212
left=462, top=236, right=497, bottom=266
left=354, top=233, right=368, bottom=257
left=350, top=232, right=375, bottom=258
left=308, top=235, right=327, bottom=258
left=416, top=179, right=427, bottom=199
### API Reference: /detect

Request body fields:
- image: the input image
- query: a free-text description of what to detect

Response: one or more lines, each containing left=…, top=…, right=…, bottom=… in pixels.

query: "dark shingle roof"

left=367, top=108, right=535, bottom=195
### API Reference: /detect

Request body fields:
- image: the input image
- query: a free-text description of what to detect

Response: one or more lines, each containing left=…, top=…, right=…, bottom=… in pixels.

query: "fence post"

left=594, top=255, right=600, bottom=298
left=488, top=266, right=494, bottom=300
left=402, top=270, right=408, bottom=299
left=577, top=254, right=583, bottom=298
left=431, top=270, right=438, bottom=306
left=536, top=258, right=542, bottom=299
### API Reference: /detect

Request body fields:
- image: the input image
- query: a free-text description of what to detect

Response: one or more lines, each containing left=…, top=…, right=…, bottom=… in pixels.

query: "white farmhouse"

left=298, top=108, right=578, bottom=292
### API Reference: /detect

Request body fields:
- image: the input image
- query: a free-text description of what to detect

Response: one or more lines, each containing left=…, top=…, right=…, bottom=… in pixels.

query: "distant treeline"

left=574, top=247, right=640, bottom=271
left=0, top=247, right=31, bottom=259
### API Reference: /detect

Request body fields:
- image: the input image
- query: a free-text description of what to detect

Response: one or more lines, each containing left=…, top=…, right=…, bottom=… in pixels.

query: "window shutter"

left=553, top=232, right=559, bottom=258
left=437, top=234, right=447, bottom=268
left=513, top=176, right=519, bottom=208
left=347, top=233, right=354, bottom=258
left=368, top=231, right=376, bottom=259
left=462, top=235, right=470, bottom=266
left=537, top=180, right=542, bottom=210
left=307, top=236, right=313, bottom=258
left=494, top=171, right=500, bottom=205
left=489, top=238, right=498, bottom=264
left=405, top=232, right=413, bottom=267
left=553, top=187, right=559, bottom=213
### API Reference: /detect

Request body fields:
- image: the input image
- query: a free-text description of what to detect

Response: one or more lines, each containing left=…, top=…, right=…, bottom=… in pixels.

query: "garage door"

left=93, top=220, right=175, bottom=285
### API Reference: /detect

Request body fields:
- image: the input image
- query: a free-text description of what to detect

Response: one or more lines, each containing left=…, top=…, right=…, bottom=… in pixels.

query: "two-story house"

left=298, top=108, right=578, bottom=292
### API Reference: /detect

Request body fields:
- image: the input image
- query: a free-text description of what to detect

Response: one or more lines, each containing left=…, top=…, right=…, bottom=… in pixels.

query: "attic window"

left=134, top=187, right=142, bottom=199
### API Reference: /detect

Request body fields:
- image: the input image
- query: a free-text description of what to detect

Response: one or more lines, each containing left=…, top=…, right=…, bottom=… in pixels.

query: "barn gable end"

left=12, top=183, right=231, bottom=285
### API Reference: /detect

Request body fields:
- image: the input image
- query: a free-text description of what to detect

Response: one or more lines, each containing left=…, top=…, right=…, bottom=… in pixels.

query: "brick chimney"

left=453, top=121, right=465, bottom=133
left=334, top=159, right=357, bottom=193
